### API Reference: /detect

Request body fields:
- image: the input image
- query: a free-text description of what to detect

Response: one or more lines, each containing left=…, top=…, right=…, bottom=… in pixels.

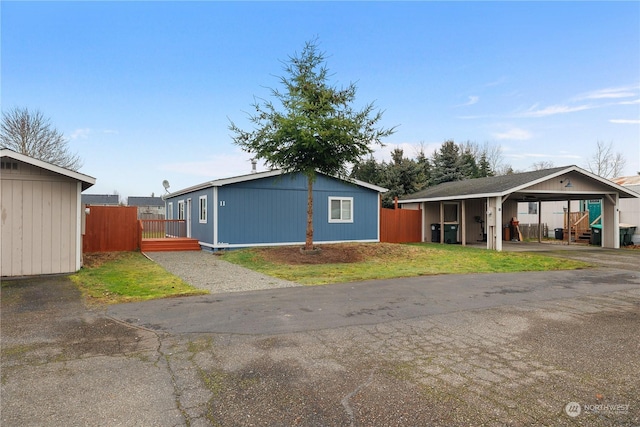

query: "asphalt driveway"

left=2, top=250, right=639, bottom=426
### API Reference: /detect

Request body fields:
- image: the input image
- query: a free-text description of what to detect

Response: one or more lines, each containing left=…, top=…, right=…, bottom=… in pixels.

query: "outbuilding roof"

left=399, top=165, right=639, bottom=203
left=1, top=148, right=95, bottom=191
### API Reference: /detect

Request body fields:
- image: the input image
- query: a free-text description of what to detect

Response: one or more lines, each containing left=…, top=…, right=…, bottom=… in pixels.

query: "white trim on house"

left=199, top=238, right=379, bottom=250
left=328, top=196, right=354, bottom=223
left=75, top=181, right=83, bottom=271
left=213, top=187, right=219, bottom=248
left=199, top=195, right=207, bottom=223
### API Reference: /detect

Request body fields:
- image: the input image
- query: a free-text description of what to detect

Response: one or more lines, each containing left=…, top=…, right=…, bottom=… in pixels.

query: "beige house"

left=1, top=149, right=96, bottom=277
left=399, top=165, right=640, bottom=251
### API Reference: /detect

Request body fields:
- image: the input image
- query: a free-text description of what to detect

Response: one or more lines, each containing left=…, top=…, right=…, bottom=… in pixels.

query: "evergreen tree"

left=229, top=39, right=395, bottom=251
left=431, top=140, right=465, bottom=184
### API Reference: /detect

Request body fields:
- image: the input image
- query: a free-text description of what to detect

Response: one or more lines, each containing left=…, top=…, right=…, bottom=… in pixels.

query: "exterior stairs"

left=141, top=238, right=201, bottom=252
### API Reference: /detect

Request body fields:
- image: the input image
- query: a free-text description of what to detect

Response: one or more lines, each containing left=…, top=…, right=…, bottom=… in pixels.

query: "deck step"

left=141, top=238, right=201, bottom=252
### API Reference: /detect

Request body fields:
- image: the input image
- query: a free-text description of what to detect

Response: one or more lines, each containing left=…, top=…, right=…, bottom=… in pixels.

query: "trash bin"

left=590, top=225, right=601, bottom=246
left=431, top=223, right=441, bottom=243
left=554, top=228, right=564, bottom=240
left=431, top=223, right=458, bottom=243
left=444, top=224, right=458, bottom=244
left=620, top=225, right=636, bottom=246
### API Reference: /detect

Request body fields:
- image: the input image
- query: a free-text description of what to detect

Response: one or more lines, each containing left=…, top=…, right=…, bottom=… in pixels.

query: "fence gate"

left=380, top=207, right=422, bottom=243
left=83, top=205, right=139, bottom=252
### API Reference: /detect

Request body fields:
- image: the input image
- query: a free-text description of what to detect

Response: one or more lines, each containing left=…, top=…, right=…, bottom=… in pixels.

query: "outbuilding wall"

left=1, top=159, right=81, bottom=276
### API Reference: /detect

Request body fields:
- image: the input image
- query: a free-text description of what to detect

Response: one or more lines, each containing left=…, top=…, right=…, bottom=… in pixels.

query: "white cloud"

left=577, top=85, right=640, bottom=100
left=455, top=96, right=479, bottom=107
left=518, top=104, right=592, bottom=118
left=609, top=119, right=640, bottom=124
left=492, top=128, right=532, bottom=140
left=69, top=128, right=119, bottom=140
left=618, top=98, right=640, bottom=105
left=70, top=128, right=92, bottom=140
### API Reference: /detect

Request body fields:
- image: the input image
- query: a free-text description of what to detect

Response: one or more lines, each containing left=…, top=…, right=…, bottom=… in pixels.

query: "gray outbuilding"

left=1, top=149, right=96, bottom=277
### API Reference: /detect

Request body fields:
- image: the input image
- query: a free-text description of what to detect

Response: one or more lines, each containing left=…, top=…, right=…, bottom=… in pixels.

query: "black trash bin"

left=431, top=224, right=441, bottom=242
left=590, top=225, right=601, bottom=246
left=554, top=228, right=564, bottom=240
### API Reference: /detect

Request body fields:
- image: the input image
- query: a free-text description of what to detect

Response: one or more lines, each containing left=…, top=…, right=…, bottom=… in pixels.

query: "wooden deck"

left=141, top=238, right=201, bottom=252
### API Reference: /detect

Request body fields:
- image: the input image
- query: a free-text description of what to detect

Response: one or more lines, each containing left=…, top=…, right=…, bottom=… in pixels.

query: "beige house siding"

left=1, top=158, right=85, bottom=276
left=524, top=172, right=608, bottom=193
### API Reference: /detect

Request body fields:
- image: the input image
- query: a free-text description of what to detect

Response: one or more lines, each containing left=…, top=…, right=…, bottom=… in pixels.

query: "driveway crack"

left=341, top=369, right=375, bottom=427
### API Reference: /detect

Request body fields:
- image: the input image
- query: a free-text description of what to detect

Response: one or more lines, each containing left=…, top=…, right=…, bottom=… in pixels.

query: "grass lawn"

left=70, top=252, right=208, bottom=305
left=221, top=242, right=592, bottom=285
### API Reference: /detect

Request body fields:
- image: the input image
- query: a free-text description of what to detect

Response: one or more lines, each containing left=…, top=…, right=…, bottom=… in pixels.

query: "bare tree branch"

left=1, top=107, right=83, bottom=171
left=585, top=140, right=626, bottom=178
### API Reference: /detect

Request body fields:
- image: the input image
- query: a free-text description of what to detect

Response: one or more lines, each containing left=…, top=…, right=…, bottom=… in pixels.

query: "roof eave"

left=1, top=149, right=96, bottom=190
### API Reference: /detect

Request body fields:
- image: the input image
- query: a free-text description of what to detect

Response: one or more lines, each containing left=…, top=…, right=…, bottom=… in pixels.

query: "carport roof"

left=399, top=165, right=640, bottom=203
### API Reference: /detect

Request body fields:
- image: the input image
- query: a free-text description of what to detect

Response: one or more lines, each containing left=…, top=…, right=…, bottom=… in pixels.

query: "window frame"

left=177, top=200, right=185, bottom=220
left=167, top=202, right=174, bottom=220
left=328, top=197, right=354, bottom=223
left=199, top=195, right=207, bottom=223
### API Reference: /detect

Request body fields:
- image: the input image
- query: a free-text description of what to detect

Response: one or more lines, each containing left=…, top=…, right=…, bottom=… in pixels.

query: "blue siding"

left=167, top=172, right=380, bottom=247
left=165, top=188, right=214, bottom=243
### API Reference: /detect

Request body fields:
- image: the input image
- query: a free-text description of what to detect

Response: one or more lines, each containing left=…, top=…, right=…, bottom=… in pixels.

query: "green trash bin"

left=620, top=226, right=636, bottom=246
left=444, top=224, right=458, bottom=244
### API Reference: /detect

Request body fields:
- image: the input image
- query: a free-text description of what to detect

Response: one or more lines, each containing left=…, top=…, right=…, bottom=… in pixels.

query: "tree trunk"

left=305, top=176, right=314, bottom=251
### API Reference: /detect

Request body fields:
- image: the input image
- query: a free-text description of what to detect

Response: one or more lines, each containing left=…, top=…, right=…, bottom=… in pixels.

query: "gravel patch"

left=145, top=250, right=300, bottom=294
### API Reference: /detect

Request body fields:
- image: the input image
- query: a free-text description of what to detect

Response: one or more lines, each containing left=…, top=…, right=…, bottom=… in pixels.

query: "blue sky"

left=2, top=1, right=639, bottom=200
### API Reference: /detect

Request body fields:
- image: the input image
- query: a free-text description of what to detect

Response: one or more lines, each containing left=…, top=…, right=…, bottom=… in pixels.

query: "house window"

left=178, top=200, right=185, bottom=220
left=329, top=197, right=353, bottom=223
left=528, top=202, right=538, bottom=215
left=167, top=202, right=173, bottom=220
left=199, top=196, right=207, bottom=223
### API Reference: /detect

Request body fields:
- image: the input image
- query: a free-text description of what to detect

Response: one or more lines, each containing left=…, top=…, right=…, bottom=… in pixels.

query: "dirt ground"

left=255, top=242, right=423, bottom=265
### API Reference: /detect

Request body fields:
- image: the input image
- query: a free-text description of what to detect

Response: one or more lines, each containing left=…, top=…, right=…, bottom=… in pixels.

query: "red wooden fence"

left=380, top=207, right=422, bottom=243
left=83, top=205, right=140, bottom=252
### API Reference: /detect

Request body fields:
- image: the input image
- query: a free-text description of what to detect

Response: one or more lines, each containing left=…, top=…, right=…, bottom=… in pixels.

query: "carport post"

left=537, top=202, right=542, bottom=243
left=486, top=196, right=503, bottom=251
left=461, top=200, right=466, bottom=246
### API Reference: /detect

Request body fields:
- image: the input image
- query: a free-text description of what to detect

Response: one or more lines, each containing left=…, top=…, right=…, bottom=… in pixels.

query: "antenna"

left=162, top=180, right=170, bottom=193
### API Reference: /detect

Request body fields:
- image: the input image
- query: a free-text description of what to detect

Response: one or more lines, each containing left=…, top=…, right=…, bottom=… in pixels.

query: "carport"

left=398, top=165, right=640, bottom=251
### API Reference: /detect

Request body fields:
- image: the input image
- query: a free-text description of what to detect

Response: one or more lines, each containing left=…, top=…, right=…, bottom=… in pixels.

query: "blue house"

left=163, top=169, right=387, bottom=250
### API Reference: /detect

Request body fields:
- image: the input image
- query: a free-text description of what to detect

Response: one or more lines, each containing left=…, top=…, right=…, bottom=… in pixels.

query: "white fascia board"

left=347, top=177, right=388, bottom=193
left=201, top=238, right=380, bottom=250
left=1, top=149, right=96, bottom=188
left=166, top=168, right=388, bottom=199
left=211, top=169, right=285, bottom=186
left=399, top=192, right=504, bottom=204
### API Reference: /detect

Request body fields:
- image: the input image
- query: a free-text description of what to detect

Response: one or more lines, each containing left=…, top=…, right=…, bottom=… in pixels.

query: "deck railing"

left=139, top=219, right=187, bottom=239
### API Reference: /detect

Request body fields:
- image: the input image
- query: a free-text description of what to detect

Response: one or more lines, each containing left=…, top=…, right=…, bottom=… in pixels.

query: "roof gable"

left=165, top=169, right=388, bottom=199
left=1, top=148, right=96, bottom=191
left=400, top=165, right=639, bottom=203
